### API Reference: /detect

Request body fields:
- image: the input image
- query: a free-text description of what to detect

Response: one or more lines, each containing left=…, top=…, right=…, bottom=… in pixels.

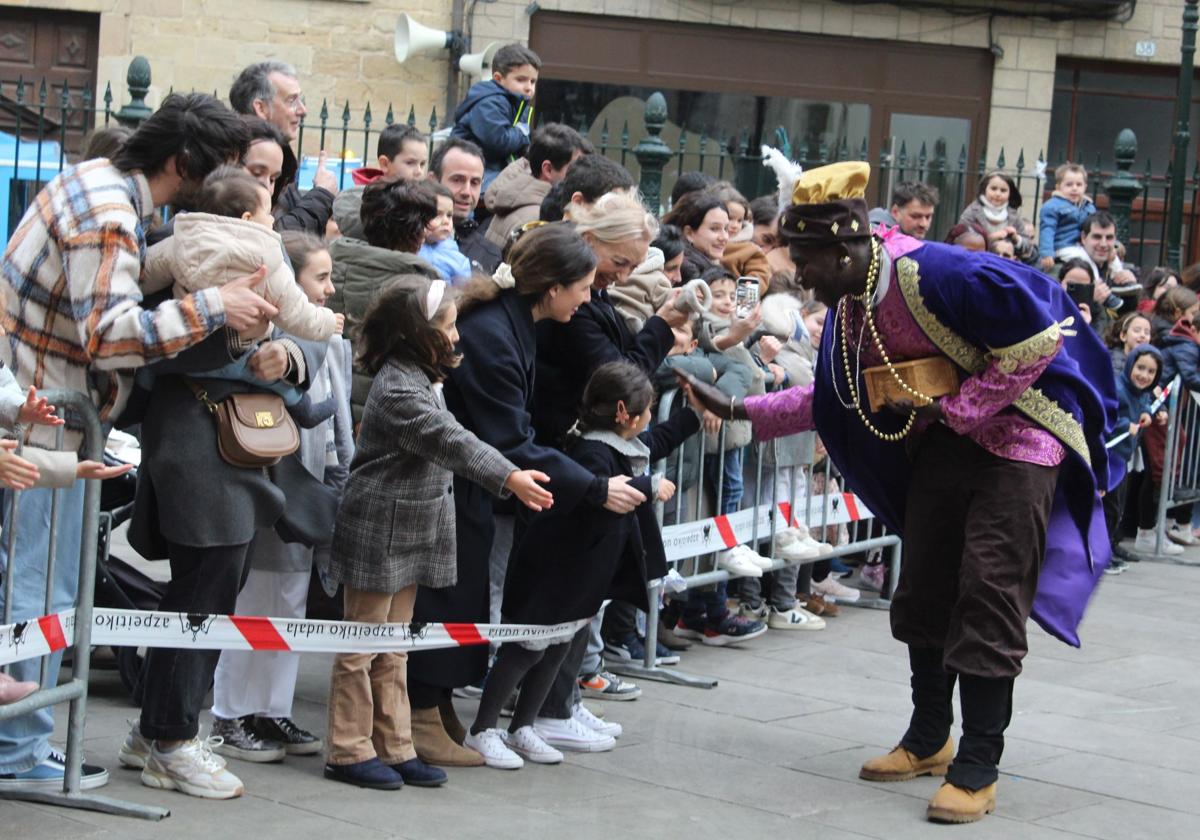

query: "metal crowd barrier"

left=605, top=389, right=903, bottom=689
left=0, top=389, right=167, bottom=820
left=1154, top=375, right=1200, bottom=565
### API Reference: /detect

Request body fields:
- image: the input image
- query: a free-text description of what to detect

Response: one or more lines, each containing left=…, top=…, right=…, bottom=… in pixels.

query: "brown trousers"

left=892, top=425, right=1060, bottom=678
left=326, top=584, right=417, bottom=765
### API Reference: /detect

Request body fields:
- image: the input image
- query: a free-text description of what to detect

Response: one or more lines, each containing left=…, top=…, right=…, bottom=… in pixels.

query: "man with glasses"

left=230, top=61, right=339, bottom=235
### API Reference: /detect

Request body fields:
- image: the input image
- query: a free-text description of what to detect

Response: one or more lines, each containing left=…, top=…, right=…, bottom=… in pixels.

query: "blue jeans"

left=684, top=449, right=746, bottom=623
left=0, top=482, right=85, bottom=773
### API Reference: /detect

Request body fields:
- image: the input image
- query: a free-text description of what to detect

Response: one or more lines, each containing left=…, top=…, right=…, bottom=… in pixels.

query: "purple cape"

left=813, top=242, right=1122, bottom=646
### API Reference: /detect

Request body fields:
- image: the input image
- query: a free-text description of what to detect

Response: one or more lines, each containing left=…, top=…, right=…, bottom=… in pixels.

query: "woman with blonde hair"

left=528, top=189, right=691, bottom=750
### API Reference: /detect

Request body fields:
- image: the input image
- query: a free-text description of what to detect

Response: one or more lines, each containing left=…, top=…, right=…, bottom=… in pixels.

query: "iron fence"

left=3, top=56, right=1197, bottom=269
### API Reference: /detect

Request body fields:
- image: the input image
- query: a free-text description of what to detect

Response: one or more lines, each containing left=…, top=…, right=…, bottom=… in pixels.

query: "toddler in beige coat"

left=141, top=166, right=342, bottom=342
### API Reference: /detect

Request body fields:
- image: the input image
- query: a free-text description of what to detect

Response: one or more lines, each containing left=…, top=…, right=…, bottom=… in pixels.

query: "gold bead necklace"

left=837, top=240, right=934, bottom=442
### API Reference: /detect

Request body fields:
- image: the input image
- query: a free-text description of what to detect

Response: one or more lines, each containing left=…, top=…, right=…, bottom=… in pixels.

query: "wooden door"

left=0, top=7, right=100, bottom=157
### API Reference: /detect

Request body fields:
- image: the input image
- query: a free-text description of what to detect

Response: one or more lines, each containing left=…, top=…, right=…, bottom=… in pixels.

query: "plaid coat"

left=0, top=160, right=225, bottom=447
left=329, top=358, right=516, bottom=593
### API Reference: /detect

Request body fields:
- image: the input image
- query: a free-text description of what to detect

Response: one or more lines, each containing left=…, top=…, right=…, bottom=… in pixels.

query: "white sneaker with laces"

left=789, top=525, right=833, bottom=556
left=117, top=719, right=153, bottom=769
left=773, top=530, right=819, bottom=562
left=768, top=605, right=826, bottom=631
left=812, top=575, right=861, bottom=603
left=573, top=703, right=621, bottom=739
left=717, top=546, right=763, bottom=578
left=736, top=544, right=774, bottom=570
left=1134, top=528, right=1184, bottom=555
left=1168, top=524, right=1198, bottom=546
left=463, top=728, right=523, bottom=770
left=140, top=737, right=244, bottom=799
left=504, top=726, right=564, bottom=764
left=533, top=715, right=616, bottom=752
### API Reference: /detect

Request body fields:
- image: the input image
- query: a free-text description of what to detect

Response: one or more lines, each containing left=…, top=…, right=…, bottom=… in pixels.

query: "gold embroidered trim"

left=989, top=321, right=1064, bottom=374
left=895, top=256, right=1091, bottom=466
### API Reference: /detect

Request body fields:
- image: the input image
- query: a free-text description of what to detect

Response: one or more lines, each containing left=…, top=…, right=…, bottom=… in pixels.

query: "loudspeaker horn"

left=394, top=13, right=454, bottom=63
left=458, top=42, right=501, bottom=77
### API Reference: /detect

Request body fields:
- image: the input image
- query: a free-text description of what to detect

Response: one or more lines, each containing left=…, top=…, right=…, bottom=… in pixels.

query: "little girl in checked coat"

left=322, top=275, right=552, bottom=792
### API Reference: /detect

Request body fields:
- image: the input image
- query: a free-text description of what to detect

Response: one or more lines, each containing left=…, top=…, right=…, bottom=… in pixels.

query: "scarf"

left=980, top=196, right=1009, bottom=225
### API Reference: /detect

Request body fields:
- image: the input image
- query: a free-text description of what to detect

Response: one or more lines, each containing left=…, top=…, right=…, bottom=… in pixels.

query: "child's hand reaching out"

left=0, top=440, right=39, bottom=490
left=1156, top=410, right=1168, bottom=426
left=506, top=469, right=554, bottom=511
left=333, top=313, right=345, bottom=335
left=76, top=460, right=134, bottom=481
left=656, top=478, right=676, bottom=503
left=1138, top=412, right=1152, bottom=429
left=18, top=387, right=64, bottom=426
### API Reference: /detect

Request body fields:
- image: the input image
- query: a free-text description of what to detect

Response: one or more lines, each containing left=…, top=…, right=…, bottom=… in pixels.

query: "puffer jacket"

left=758, top=293, right=817, bottom=467
left=720, top=240, right=772, bottom=293
left=608, top=246, right=672, bottom=334
left=1159, top=318, right=1200, bottom=393
left=327, top=199, right=439, bottom=422
left=483, top=158, right=550, bottom=248
left=142, top=212, right=337, bottom=343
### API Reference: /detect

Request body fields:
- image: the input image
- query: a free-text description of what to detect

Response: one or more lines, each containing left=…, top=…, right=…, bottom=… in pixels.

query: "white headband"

left=425, top=279, right=446, bottom=321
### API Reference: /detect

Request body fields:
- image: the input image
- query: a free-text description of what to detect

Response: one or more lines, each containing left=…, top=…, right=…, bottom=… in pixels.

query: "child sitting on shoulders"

left=1039, top=163, right=1096, bottom=271
left=142, top=166, right=342, bottom=343
left=450, top=44, right=539, bottom=192
left=418, top=182, right=473, bottom=284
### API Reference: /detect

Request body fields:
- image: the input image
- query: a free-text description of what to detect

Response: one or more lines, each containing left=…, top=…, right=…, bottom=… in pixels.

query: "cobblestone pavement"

left=3, top=550, right=1200, bottom=839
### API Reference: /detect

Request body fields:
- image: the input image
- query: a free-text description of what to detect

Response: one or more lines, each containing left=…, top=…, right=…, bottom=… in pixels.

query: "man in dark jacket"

left=230, top=61, right=338, bottom=235
left=430, top=138, right=502, bottom=273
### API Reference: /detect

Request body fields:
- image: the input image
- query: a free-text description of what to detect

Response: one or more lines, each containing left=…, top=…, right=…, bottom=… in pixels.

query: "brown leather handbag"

left=188, top=380, right=299, bottom=468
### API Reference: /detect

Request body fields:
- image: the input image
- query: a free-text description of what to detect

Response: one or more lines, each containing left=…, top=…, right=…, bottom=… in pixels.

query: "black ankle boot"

left=899, top=647, right=957, bottom=759
left=946, top=674, right=1014, bottom=790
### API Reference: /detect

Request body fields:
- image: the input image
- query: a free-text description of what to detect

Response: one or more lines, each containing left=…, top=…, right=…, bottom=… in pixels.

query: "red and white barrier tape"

left=660, top=493, right=871, bottom=563
left=0, top=608, right=587, bottom=668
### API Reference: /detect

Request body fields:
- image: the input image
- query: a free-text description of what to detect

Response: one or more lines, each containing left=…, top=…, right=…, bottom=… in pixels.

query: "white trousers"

left=210, top=568, right=310, bottom=720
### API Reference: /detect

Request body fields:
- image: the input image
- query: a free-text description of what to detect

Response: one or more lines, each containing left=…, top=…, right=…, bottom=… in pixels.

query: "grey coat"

left=329, top=358, right=516, bottom=593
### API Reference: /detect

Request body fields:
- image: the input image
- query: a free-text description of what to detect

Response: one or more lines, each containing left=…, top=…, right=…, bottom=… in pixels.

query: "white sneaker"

left=1168, top=524, right=1198, bottom=546
left=503, top=726, right=563, bottom=764
left=117, top=719, right=153, bottom=770
left=533, top=715, right=616, bottom=753
left=717, top=546, right=763, bottom=578
left=773, top=530, right=819, bottom=562
left=573, top=703, right=621, bottom=739
left=812, top=575, right=861, bottom=603
left=463, top=728, right=524, bottom=770
left=768, top=605, right=826, bottom=631
left=735, top=544, right=774, bottom=570
left=788, top=525, right=833, bottom=556
left=1134, top=528, right=1184, bottom=555
left=140, top=737, right=244, bottom=799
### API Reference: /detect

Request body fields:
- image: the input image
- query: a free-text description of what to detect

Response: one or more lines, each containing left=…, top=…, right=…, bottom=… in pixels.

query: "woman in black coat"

left=406, top=224, right=647, bottom=765
left=533, top=191, right=689, bottom=446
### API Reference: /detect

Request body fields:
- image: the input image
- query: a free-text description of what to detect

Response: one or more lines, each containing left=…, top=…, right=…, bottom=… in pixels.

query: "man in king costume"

left=682, top=161, right=1120, bottom=824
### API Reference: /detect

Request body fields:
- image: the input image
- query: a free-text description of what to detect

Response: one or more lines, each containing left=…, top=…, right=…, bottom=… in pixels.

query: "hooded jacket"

left=1113, top=343, right=1163, bottom=464
left=273, top=144, right=335, bottom=235
left=450, top=79, right=531, bottom=176
left=483, top=157, right=550, bottom=248
left=142, top=212, right=337, bottom=343
left=1159, top=318, right=1200, bottom=393
left=326, top=197, right=440, bottom=422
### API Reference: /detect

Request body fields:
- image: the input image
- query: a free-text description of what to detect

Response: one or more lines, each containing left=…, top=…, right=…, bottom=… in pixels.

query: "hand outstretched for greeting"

left=883, top=394, right=943, bottom=423
left=505, top=469, right=554, bottom=512
left=674, top=371, right=749, bottom=421
left=17, top=386, right=64, bottom=426
left=0, top=440, right=39, bottom=490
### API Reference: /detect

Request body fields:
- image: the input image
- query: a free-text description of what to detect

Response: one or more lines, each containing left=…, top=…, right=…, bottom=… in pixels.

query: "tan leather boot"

left=438, top=695, right=467, bottom=745
left=411, top=706, right=484, bottom=767
left=859, top=737, right=954, bottom=782
left=926, top=781, right=997, bottom=823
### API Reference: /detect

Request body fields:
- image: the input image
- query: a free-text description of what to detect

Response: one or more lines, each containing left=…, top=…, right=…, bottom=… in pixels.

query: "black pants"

left=537, top=626, right=589, bottom=720
left=892, top=426, right=1059, bottom=678
left=140, top=541, right=251, bottom=741
left=600, top=600, right=637, bottom=644
left=471, top=639, right=574, bottom=733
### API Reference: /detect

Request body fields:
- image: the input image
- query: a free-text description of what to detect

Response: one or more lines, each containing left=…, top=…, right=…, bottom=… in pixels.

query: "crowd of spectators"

left=0, top=47, right=1194, bottom=801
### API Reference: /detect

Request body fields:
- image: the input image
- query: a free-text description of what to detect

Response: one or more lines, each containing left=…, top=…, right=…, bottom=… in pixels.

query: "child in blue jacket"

left=1106, top=344, right=1164, bottom=572
left=450, top=44, right=540, bottom=192
left=1039, top=163, right=1096, bottom=270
